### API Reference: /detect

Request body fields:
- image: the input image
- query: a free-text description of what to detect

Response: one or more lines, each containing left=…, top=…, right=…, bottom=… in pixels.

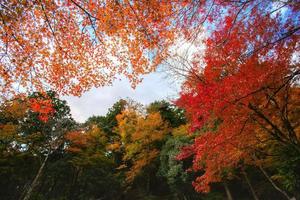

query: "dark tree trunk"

left=223, top=182, right=234, bottom=200
left=22, top=154, right=49, bottom=200
left=259, top=165, right=292, bottom=200
left=242, top=169, right=260, bottom=200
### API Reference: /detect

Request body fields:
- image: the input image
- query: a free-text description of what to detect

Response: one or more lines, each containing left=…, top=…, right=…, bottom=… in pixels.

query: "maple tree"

left=7, top=0, right=296, bottom=97
left=29, top=94, right=55, bottom=122
left=0, top=0, right=183, bottom=97
left=176, top=0, right=300, bottom=194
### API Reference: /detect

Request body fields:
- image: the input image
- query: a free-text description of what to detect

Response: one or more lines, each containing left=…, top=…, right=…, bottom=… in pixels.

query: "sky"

left=63, top=31, right=206, bottom=123
left=63, top=71, right=181, bottom=123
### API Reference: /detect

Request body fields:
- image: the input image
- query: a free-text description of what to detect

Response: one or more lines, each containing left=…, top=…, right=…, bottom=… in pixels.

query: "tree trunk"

left=69, top=167, right=80, bottom=199
left=146, top=172, right=150, bottom=194
left=223, top=182, right=234, bottom=200
left=22, top=154, right=49, bottom=200
left=242, top=169, right=260, bottom=200
left=258, top=165, right=292, bottom=200
left=182, top=193, right=188, bottom=200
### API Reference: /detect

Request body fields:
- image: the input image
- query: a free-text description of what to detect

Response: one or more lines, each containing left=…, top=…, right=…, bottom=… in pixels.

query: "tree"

left=20, top=91, right=75, bottom=156
left=0, top=99, right=36, bottom=199
left=23, top=93, right=75, bottom=200
left=147, top=100, right=186, bottom=128
left=176, top=0, right=299, bottom=194
left=1, top=0, right=298, bottom=98
left=114, top=109, right=169, bottom=192
left=86, top=99, right=127, bottom=166
left=158, top=124, right=202, bottom=199
left=0, top=99, right=27, bottom=154
left=0, top=91, right=76, bottom=199
left=86, top=99, right=126, bottom=137
left=65, top=125, right=122, bottom=200
left=0, top=0, right=180, bottom=97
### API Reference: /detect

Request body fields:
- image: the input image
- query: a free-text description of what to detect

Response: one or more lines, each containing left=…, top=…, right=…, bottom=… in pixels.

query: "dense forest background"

left=0, top=91, right=299, bottom=199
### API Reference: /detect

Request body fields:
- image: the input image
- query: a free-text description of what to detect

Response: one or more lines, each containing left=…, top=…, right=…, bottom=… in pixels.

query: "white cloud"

left=63, top=71, right=179, bottom=123
left=63, top=29, right=207, bottom=123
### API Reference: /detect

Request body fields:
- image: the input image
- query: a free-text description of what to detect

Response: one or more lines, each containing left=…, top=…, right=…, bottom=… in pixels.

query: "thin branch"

left=69, top=0, right=99, bottom=20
